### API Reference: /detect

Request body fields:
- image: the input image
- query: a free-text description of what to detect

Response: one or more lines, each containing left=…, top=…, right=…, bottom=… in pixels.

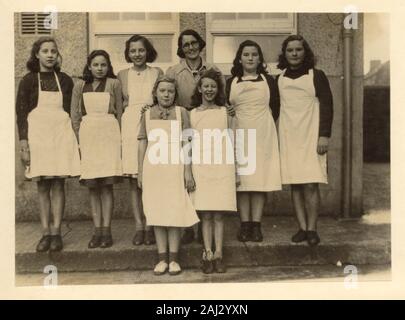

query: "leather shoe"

left=100, top=235, right=113, bottom=248
left=132, top=230, right=144, bottom=246
left=237, top=222, right=251, bottom=242
left=250, top=223, right=263, bottom=242
left=213, top=258, right=227, bottom=273
left=291, top=229, right=307, bottom=243
left=36, top=235, right=51, bottom=252
left=88, top=234, right=102, bottom=249
left=144, top=230, right=156, bottom=245
left=49, top=235, right=63, bottom=252
left=307, top=231, right=321, bottom=246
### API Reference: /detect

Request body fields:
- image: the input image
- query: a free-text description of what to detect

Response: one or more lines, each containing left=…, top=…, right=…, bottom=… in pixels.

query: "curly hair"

left=26, top=36, right=61, bottom=73
left=124, top=34, right=158, bottom=63
left=190, top=68, right=225, bottom=107
left=82, top=50, right=116, bottom=83
left=277, top=35, right=316, bottom=70
left=152, top=76, right=177, bottom=106
left=230, top=40, right=268, bottom=77
left=176, top=29, right=206, bottom=59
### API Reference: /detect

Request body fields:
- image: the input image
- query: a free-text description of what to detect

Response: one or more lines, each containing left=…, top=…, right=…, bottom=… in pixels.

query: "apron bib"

left=229, top=75, right=281, bottom=192
left=26, top=72, right=80, bottom=179
left=79, top=90, right=122, bottom=180
left=142, top=107, right=199, bottom=227
left=121, top=68, right=157, bottom=176
left=190, top=107, right=236, bottom=211
left=278, top=69, right=328, bottom=184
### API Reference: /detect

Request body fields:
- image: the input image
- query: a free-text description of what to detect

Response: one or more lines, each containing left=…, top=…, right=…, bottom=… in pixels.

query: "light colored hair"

left=152, top=76, right=177, bottom=105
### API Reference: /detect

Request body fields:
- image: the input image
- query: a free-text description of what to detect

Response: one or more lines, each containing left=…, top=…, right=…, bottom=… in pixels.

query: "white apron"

left=278, top=69, right=328, bottom=184
left=229, top=75, right=282, bottom=192
left=26, top=73, right=80, bottom=179
left=79, top=89, right=122, bottom=180
left=142, top=107, right=199, bottom=227
left=190, top=107, right=237, bottom=211
left=121, top=68, right=157, bottom=176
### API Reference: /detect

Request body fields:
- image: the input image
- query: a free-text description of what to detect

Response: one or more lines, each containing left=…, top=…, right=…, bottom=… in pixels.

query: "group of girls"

left=16, top=29, right=333, bottom=276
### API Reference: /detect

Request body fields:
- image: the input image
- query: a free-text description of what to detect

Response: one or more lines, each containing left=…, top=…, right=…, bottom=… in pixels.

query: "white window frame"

left=88, top=12, right=180, bottom=72
left=206, top=13, right=297, bottom=75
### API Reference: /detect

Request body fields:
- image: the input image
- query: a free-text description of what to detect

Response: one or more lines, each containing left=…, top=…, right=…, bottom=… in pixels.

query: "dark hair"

left=82, top=50, right=116, bottom=83
left=26, top=36, right=61, bottom=72
left=190, top=68, right=225, bottom=107
left=152, top=76, right=177, bottom=106
left=230, top=40, right=267, bottom=77
left=176, top=29, right=206, bottom=59
left=277, top=35, right=316, bottom=70
left=124, top=35, right=158, bottom=63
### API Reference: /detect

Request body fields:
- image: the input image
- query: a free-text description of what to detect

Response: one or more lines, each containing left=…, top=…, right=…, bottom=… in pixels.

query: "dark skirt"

left=80, top=176, right=123, bottom=188
left=28, top=175, right=76, bottom=182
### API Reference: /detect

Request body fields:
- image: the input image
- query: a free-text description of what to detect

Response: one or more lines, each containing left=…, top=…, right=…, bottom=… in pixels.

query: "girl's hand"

left=184, top=169, right=196, bottom=192
left=226, top=104, right=236, bottom=117
left=137, top=172, right=143, bottom=189
left=140, top=104, right=153, bottom=115
left=317, top=137, right=329, bottom=155
left=20, top=140, right=30, bottom=166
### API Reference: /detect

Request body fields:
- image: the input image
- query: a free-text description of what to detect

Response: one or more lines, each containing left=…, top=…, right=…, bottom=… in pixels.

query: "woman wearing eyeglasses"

left=166, top=29, right=227, bottom=244
left=166, top=29, right=225, bottom=111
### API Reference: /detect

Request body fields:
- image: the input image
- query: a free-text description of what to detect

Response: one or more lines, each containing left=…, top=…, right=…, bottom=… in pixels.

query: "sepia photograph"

left=6, top=2, right=395, bottom=297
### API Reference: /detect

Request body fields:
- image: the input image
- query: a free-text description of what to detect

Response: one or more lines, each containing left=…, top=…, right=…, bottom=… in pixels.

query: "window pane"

left=212, top=13, right=236, bottom=20
left=148, top=12, right=171, bottom=20
left=97, top=12, right=120, bottom=20
left=238, top=13, right=262, bottom=19
left=121, top=12, right=146, bottom=20
left=264, top=13, right=289, bottom=19
left=95, top=34, right=173, bottom=72
left=213, top=35, right=286, bottom=66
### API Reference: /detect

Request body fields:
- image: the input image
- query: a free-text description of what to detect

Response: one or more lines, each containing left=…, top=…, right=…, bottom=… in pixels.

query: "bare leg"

left=89, top=187, right=102, bottom=227
left=251, top=192, right=266, bottom=222
left=237, top=192, right=251, bottom=222
left=303, top=183, right=320, bottom=231
left=50, top=178, right=65, bottom=234
left=100, top=185, right=113, bottom=228
left=168, top=227, right=181, bottom=254
left=154, top=226, right=168, bottom=254
left=213, top=213, right=224, bottom=259
left=291, top=184, right=307, bottom=230
left=201, top=212, right=213, bottom=252
left=37, top=180, right=51, bottom=234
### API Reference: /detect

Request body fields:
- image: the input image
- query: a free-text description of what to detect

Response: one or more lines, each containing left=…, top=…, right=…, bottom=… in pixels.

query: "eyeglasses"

left=182, top=40, right=199, bottom=50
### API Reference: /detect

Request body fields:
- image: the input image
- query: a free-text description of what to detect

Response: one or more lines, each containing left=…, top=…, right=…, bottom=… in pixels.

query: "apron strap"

left=54, top=72, right=62, bottom=92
